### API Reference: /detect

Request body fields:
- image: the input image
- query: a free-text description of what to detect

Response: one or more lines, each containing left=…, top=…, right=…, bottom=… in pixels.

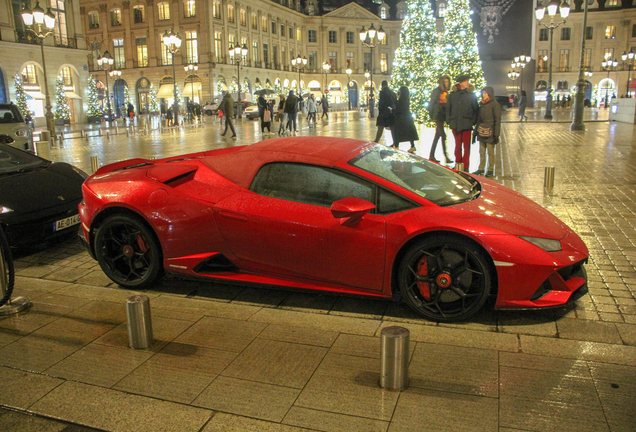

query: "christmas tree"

left=86, top=74, right=104, bottom=118
left=124, top=86, right=134, bottom=111
left=392, top=0, right=485, bottom=123
left=148, top=84, right=160, bottom=113
left=54, top=76, right=71, bottom=120
left=13, top=74, right=33, bottom=123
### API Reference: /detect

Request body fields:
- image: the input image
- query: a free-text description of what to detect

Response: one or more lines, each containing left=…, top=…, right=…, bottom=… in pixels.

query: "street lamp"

left=535, top=0, right=570, bottom=120
left=97, top=52, right=115, bottom=122
left=229, top=43, right=248, bottom=119
left=184, top=63, right=198, bottom=121
left=21, top=0, right=56, bottom=136
left=291, top=55, right=307, bottom=96
left=359, top=23, right=385, bottom=118
left=510, top=54, right=530, bottom=95
left=109, top=69, right=121, bottom=117
left=346, top=68, right=352, bottom=110
left=601, top=58, right=618, bottom=108
left=508, top=70, right=520, bottom=96
left=323, top=61, right=331, bottom=100
left=621, top=50, right=635, bottom=98
left=162, top=29, right=182, bottom=125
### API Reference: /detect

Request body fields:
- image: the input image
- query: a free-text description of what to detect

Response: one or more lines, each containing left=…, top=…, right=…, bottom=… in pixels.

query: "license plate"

left=53, top=214, right=81, bottom=232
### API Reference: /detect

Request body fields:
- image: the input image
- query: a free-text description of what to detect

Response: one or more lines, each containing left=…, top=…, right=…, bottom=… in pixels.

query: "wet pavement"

left=1, top=106, right=635, bottom=432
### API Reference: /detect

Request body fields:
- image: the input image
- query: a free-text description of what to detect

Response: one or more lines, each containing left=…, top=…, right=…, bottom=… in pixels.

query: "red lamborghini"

left=79, top=137, right=588, bottom=321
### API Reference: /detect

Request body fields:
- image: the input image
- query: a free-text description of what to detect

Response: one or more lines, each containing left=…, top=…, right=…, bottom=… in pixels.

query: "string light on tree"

left=86, top=74, right=104, bottom=119
left=13, top=74, right=33, bottom=123
left=53, top=76, right=70, bottom=121
left=148, top=84, right=160, bottom=113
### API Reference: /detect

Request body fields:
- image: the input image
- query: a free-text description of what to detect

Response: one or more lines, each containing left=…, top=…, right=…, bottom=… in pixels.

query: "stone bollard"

left=454, top=163, right=465, bottom=172
left=90, top=156, right=99, bottom=173
left=379, top=326, right=410, bottom=390
left=544, top=166, right=555, bottom=189
left=126, top=295, right=154, bottom=349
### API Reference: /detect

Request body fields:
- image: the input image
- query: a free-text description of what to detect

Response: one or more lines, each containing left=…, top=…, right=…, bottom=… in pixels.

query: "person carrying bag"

left=473, top=86, right=501, bottom=177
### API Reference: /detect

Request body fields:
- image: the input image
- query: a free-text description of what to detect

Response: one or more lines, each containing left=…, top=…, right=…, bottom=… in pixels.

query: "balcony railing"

left=54, top=36, right=77, bottom=49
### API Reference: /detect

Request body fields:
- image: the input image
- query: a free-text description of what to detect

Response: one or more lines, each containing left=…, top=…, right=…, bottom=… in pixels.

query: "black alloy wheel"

left=94, top=215, right=163, bottom=289
left=398, top=235, right=492, bottom=322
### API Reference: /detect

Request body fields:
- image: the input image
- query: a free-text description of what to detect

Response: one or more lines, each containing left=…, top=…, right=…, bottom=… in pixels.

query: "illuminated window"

left=262, top=16, right=267, bottom=31
left=380, top=7, right=387, bottom=19
left=214, top=32, right=222, bottom=61
left=213, top=2, right=221, bottom=19
left=605, top=26, right=616, bottom=39
left=252, top=14, right=257, bottom=29
left=136, top=37, right=148, bottom=67
left=297, top=27, right=301, bottom=41
left=184, top=0, right=195, bottom=18
left=113, top=38, right=125, bottom=68
left=380, top=53, right=388, bottom=72
left=227, top=5, right=234, bottom=23
left=157, top=2, right=170, bottom=20
left=22, top=65, right=38, bottom=84
left=88, top=11, right=99, bottom=29
left=60, top=66, right=72, bottom=86
left=50, top=0, right=68, bottom=45
left=252, top=40, right=258, bottom=64
left=161, top=41, right=172, bottom=65
left=110, top=8, right=121, bottom=26
left=240, top=9, right=246, bottom=26
left=185, top=31, right=198, bottom=63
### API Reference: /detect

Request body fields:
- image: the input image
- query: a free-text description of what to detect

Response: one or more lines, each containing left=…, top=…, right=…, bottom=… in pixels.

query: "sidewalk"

left=1, top=115, right=635, bottom=432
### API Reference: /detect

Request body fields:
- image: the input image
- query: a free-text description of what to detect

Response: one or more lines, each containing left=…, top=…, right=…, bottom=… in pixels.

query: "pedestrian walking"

left=127, top=102, right=135, bottom=126
left=218, top=92, right=237, bottom=138
left=369, top=94, right=375, bottom=118
left=307, top=94, right=317, bottom=126
left=374, top=80, right=398, bottom=143
left=166, top=107, right=173, bottom=126
left=427, top=74, right=453, bottom=163
left=160, top=102, right=166, bottom=120
left=473, top=86, right=502, bottom=177
left=277, top=95, right=288, bottom=135
left=391, top=86, right=419, bottom=153
left=285, top=90, right=299, bottom=133
left=518, top=90, right=528, bottom=121
left=321, top=94, right=329, bottom=119
left=446, top=74, right=479, bottom=170
left=258, top=94, right=271, bottom=134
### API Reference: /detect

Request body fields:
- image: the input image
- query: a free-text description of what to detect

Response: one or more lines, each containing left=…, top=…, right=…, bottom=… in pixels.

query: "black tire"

left=94, top=215, right=163, bottom=289
left=398, top=235, right=492, bottom=322
left=205, top=109, right=214, bottom=116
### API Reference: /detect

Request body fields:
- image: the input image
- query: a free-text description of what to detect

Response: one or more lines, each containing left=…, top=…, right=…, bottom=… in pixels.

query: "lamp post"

left=359, top=24, right=385, bottom=119
left=510, top=54, right=530, bottom=95
left=97, top=52, right=115, bottom=122
left=21, top=0, right=56, bottom=136
left=508, top=70, right=520, bottom=96
left=322, top=61, right=331, bottom=99
left=291, top=55, right=307, bottom=96
left=109, top=69, right=121, bottom=117
left=535, top=0, right=570, bottom=120
left=346, top=68, right=352, bottom=110
left=621, top=50, right=635, bottom=98
left=162, top=29, right=182, bottom=125
left=601, top=58, right=618, bottom=108
left=184, top=63, right=198, bottom=121
left=229, top=43, right=248, bottom=119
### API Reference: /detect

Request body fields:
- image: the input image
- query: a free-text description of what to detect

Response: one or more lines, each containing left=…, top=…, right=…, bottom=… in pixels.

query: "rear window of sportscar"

left=348, top=145, right=480, bottom=206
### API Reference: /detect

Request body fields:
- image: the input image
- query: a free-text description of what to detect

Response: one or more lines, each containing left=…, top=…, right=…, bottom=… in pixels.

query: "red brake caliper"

left=136, top=235, right=148, bottom=252
left=416, top=257, right=431, bottom=300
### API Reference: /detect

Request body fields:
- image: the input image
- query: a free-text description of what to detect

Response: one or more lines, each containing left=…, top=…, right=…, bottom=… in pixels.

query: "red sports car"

left=79, top=137, right=588, bottom=321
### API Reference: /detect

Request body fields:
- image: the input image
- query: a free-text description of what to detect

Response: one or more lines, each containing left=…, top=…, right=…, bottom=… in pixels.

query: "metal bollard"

left=90, top=156, right=99, bottom=173
left=544, top=166, right=555, bottom=189
left=455, top=162, right=465, bottom=172
left=379, top=326, right=409, bottom=390
left=126, top=295, right=154, bottom=349
left=105, top=130, right=110, bottom=139
left=99, top=129, right=103, bottom=136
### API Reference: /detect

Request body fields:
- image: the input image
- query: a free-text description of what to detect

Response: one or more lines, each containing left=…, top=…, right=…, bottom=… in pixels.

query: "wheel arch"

left=89, top=205, right=163, bottom=261
left=390, top=230, right=498, bottom=299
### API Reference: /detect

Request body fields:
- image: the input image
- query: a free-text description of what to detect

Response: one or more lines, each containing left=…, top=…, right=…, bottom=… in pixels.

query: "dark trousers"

left=430, top=121, right=448, bottom=159
left=452, top=129, right=472, bottom=168
left=222, top=116, right=236, bottom=136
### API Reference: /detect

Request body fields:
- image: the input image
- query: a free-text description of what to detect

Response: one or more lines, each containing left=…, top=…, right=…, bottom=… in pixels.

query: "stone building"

left=0, top=0, right=90, bottom=127
left=533, top=0, right=636, bottom=106
left=79, top=0, right=403, bottom=115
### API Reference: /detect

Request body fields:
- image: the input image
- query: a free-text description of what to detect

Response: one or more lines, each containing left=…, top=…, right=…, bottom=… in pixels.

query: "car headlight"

left=0, top=206, right=13, bottom=214
left=14, top=128, right=31, bottom=138
left=73, top=167, right=89, bottom=180
left=519, top=236, right=562, bottom=252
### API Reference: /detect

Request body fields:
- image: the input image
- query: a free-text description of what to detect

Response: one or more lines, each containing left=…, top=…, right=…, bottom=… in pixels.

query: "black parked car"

left=0, top=143, right=87, bottom=248
left=495, top=96, right=513, bottom=110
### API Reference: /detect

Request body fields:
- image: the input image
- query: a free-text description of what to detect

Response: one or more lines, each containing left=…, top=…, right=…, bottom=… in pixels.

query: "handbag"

left=263, top=110, right=271, bottom=122
left=477, top=125, right=492, bottom=138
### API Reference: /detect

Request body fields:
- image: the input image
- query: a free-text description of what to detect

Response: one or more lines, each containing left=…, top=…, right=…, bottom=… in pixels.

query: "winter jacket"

left=446, top=85, right=479, bottom=132
left=257, top=96, right=268, bottom=117
left=307, top=98, right=317, bottom=113
left=475, top=86, right=502, bottom=144
left=392, top=94, right=419, bottom=144
left=218, top=94, right=234, bottom=117
left=428, top=74, right=451, bottom=122
left=284, top=94, right=298, bottom=114
left=376, top=87, right=398, bottom=127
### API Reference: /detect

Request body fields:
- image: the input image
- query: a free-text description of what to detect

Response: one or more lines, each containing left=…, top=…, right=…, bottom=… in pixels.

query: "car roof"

left=202, top=137, right=372, bottom=189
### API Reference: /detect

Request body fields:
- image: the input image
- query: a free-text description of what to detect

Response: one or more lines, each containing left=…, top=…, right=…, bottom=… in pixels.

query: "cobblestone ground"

left=1, top=107, right=634, bottom=432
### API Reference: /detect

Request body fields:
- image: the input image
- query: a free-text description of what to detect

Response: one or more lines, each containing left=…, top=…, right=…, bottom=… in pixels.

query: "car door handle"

left=218, top=211, right=248, bottom=223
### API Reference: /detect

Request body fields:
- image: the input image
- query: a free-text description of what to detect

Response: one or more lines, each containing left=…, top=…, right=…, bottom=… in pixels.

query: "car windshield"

left=0, top=105, right=24, bottom=123
left=0, top=143, right=47, bottom=175
left=349, top=145, right=480, bottom=206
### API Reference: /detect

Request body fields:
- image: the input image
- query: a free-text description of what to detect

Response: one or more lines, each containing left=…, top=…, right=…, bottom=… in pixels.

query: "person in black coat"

left=427, top=74, right=452, bottom=163
left=374, top=80, right=398, bottom=143
left=284, top=90, right=299, bottom=133
left=473, top=86, right=502, bottom=177
left=446, top=74, right=479, bottom=170
left=391, top=86, right=419, bottom=153
left=257, top=95, right=270, bottom=133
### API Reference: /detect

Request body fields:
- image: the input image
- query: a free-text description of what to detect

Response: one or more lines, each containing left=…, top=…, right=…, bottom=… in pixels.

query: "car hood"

left=0, top=162, right=83, bottom=214
left=453, top=177, right=570, bottom=239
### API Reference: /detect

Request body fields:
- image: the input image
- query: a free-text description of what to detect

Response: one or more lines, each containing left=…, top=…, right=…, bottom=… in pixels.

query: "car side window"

left=250, top=162, right=374, bottom=207
left=377, top=188, right=416, bottom=214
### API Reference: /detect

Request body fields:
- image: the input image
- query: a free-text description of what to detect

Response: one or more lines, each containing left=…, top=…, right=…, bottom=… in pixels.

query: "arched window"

left=536, top=80, right=548, bottom=90
left=437, top=1, right=447, bottom=18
